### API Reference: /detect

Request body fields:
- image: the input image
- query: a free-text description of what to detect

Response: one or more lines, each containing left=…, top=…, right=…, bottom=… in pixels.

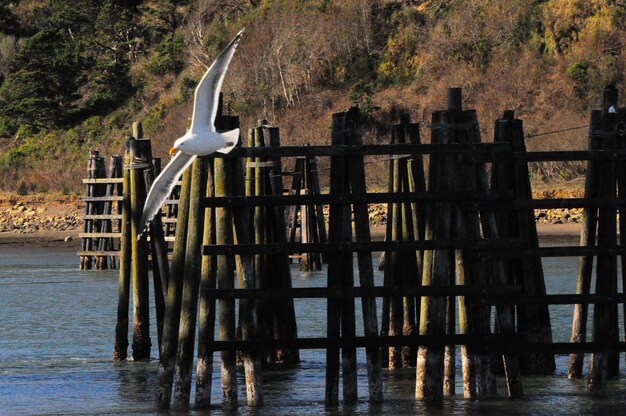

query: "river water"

left=2, top=244, right=626, bottom=415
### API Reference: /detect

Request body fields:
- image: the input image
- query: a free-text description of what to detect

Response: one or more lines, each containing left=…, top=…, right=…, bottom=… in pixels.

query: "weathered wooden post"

left=568, top=109, right=602, bottom=378
left=231, top=143, right=264, bottom=407
left=345, top=109, right=383, bottom=403
left=156, top=167, right=191, bottom=408
left=588, top=85, right=622, bottom=395
left=415, top=102, right=455, bottom=403
left=114, top=142, right=132, bottom=361
left=215, top=155, right=238, bottom=409
left=325, top=107, right=382, bottom=405
left=252, top=126, right=270, bottom=364
left=173, top=158, right=208, bottom=408
left=214, top=110, right=240, bottom=410
left=386, top=126, right=404, bottom=369
left=144, top=154, right=169, bottom=351
left=326, top=108, right=358, bottom=405
left=129, top=123, right=151, bottom=361
left=195, top=159, right=216, bottom=408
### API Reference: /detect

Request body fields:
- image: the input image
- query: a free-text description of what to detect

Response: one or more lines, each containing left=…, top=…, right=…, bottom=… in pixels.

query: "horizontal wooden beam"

left=195, top=286, right=626, bottom=307
left=82, top=178, right=124, bottom=184
left=83, top=214, right=122, bottom=220
left=202, top=238, right=522, bottom=255
left=200, top=191, right=496, bottom=207
left=79, top=232, right=121, bottom=238
left=203, top=240, right=626, bottom=258
left=191, top=145, right=626, bottom=162
left=77, top=250, right=120, bottom=257
left=203, top=143, right=512, bottom=158
left=199, top=335, right=626, bottom=354
left=201, top=192, right=626, bottom=210
left=199, top=285, right=521, bottom=299
left=82, top=196, right=123, bottom=202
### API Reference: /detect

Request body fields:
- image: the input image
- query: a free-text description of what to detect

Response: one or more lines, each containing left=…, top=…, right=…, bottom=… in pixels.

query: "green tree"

left=0, top=29, right=87, bottom=131
left=0, top=0, right=19, bottom=36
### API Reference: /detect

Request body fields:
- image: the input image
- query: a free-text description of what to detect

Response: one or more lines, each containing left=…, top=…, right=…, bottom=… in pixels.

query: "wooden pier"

left=84, top=86, right=626, bottom=409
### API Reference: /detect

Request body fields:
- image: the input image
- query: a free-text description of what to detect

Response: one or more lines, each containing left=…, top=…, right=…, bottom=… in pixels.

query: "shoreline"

left=0, top=222, right=582, bottom=249
left=0, top=229, right=81, bottom=248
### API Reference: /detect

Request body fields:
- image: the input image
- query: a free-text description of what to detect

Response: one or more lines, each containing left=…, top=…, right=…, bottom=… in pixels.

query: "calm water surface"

left=2, top=243, right=626, bottom=415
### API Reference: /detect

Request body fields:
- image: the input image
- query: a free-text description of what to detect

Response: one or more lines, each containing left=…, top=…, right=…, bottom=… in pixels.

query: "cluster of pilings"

left=113, top=122, right=169, bottom=361
left=569, top=85, right=626, bottom=395
left=114, top=110, right=302, bottom=410
left=380, top=114, right=426, bottom=370
left=109, top=86, right=626, bottom=409
left=79, top=150, right=122, bottom=270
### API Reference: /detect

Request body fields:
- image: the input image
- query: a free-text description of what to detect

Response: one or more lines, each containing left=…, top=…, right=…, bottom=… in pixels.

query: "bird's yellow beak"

left=169, top=146, right=177, bottom=155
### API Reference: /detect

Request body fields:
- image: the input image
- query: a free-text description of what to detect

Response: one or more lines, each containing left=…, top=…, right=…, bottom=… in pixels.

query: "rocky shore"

left=0, top=195, right=83, bottom=234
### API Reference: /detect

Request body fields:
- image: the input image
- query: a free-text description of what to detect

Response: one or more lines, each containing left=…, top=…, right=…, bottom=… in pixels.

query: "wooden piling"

left=113, top=143, right=132, bottom=361
left=195, top=160, right=217, bottom=409
left=173, top=158, right=208, bottom=408
left=387, top=126, right=403, bottom=369
left=337, top=111, right=357, bottom=405
left=215, top=154, right=238, bottom=410
left=326, top=108, right=358, bottom=405
left=129, top=126, right=151, bottom=361
left=144, top=155, right=169, bottom=351
left=415, top=108, right=453, bottom=402
left=214, top=110, right=240, bottom=410
left=568, top=110, right=602, bottom=378
left=232, top=144, right=264, bottom=407
left=345, top=111, right=383, bottom=402
left=588, top=87, right=621, bottom=395
left=264, top=125, right=300, bottom=367
left=252, top=127, right=271, bottom=365
left=156, top=168, right=192, bottom=408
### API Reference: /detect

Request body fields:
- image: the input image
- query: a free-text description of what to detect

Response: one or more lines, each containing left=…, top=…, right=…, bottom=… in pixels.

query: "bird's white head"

left=169, top=137, right=185, bottom=155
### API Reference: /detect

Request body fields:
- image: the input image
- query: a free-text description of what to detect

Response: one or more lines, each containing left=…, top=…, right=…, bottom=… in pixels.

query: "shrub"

left=348, top=81, right=375, bottom=116
left=146, top=34, right=185, bottom=76
left=567, top=62, right=589, bottom=98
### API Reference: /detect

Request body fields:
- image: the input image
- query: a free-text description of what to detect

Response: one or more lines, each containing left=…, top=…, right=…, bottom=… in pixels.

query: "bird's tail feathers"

left=216, top=128, right=240, bottom=154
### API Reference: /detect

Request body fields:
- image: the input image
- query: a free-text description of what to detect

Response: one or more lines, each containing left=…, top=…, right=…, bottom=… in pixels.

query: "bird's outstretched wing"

left=138, top=151, right=196, bottom=239
left=190, top=29, right=244, bottom=133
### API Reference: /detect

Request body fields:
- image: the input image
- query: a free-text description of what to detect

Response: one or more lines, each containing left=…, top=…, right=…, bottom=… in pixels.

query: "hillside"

left=0, top=0, right=624, bottom=193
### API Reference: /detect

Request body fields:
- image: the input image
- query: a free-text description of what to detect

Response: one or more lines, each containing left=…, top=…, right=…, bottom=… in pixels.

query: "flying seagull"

left=138, top=29, right=244, bottom=239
